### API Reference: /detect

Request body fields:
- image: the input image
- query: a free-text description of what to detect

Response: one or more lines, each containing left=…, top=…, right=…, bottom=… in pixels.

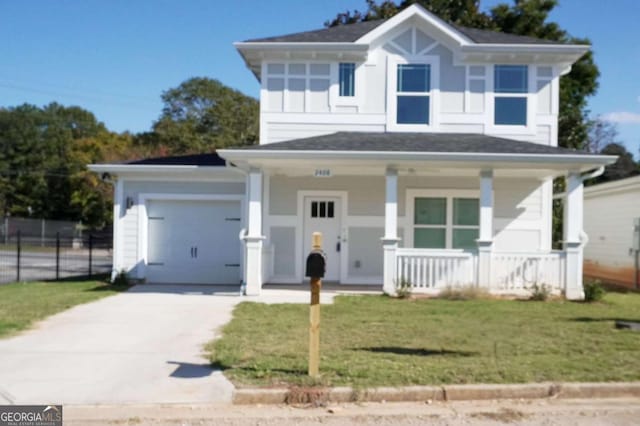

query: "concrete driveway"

left=0, top=285, right=242, bottom=405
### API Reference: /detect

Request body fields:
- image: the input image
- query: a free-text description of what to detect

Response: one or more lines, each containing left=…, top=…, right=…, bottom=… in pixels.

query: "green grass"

left=207, top=293, right=640, bottom=388
left=0, top=278, right=129, bottom=338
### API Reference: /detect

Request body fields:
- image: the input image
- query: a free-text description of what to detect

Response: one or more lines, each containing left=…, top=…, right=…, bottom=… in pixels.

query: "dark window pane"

left=495, top=65, right=528, bottom=93
left=397, top=64, right=430, bottom=92
left=495, top=97, right=527, bottom=125
left=414, top=228, right=446, bottom=249
left=414, top=198, right=446, bottom=225
left=327, top=202, right=334, bottom=218
left=311, top=202, right=318, bottom=218
left=453, top=198, right=479, bottom=226
left=397, top=96, right=430, bottom=124
left=319, top=202, right=326, bottom=218
left=339, top=63, right=355, bottom=97
left=452, top=229, right=479, bottom=249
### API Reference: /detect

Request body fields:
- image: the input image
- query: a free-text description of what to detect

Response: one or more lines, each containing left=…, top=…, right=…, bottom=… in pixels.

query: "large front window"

left=494, top=65, right=528, bottom=126
left=413, top=196, right=479, bottom=249
left=397, top=64, right=431, bottom=125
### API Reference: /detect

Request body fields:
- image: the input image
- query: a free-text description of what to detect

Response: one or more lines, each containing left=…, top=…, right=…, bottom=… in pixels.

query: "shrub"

left=528, top=283, right=551, bottom=301
left=394, top=277, right=413, bottom=299
left=437, top=285, right=491, bottom=301
left=584, top=279, right=606, bottom=302
left=111, top=270, right=131, bottom=288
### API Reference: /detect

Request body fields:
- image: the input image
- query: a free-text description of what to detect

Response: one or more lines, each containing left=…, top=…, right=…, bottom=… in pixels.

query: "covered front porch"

left=218, top=132, right=616, bottom=300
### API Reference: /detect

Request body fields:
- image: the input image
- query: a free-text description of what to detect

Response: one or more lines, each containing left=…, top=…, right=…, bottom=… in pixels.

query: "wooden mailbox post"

left=305, top=232, right=325, bottom=378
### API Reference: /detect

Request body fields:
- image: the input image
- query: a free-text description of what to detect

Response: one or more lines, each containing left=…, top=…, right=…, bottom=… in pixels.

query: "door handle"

left=336, top=242, right=341, bottom=252
left=190, top=247, right=194, bottom=258
left=194, top=246, right=198, bottom=258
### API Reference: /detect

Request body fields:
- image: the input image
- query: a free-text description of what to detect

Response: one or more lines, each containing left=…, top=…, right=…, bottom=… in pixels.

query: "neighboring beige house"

left=90, top=4, right=616, bottom=299
left=584, top=175, right=640, bottom=289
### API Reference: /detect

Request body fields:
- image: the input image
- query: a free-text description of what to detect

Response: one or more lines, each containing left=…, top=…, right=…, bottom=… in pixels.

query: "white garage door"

left=145, top=199, right=242, bottom=285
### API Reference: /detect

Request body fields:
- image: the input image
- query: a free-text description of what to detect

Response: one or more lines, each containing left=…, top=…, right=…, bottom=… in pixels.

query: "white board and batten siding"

left=259, top=19, right=559, bottom=148
left=584, top=176, right=640, bottom=287
left=118, top=179, right=246, bottom=284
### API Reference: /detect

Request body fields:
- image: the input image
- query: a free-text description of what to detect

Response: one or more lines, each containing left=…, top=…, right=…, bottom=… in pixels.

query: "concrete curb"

left=232, top=382, right=640, bottom=405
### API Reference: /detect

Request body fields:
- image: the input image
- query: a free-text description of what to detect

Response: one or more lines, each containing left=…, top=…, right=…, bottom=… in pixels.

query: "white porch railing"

left=491, top=251, right=566, bottom=293
left=394, top=248, right=567, bottom=294
left=395, top=248, right=477, bottom=291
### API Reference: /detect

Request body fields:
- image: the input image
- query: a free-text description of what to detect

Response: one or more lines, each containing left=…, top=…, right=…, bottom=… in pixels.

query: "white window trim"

left=406, top=189, right=480, bottom=249
left=263, top=61, right=333, bottom=113
left=330, top=62, right=363, bottom=109
left=386, top=54, right=440, bottom=132
left=487, top=64, right=537, bottom=135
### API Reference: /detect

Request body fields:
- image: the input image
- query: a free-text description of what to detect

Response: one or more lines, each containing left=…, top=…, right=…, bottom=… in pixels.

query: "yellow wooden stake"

left=309, top=232, right=322, bottom=377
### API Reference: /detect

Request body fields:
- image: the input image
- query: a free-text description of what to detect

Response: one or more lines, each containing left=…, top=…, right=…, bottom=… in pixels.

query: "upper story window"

left=339, top=63, right=355, bottom=97
left=396, top=64, right=431, bottom=124
left=494, top=65, right=528, bottom=126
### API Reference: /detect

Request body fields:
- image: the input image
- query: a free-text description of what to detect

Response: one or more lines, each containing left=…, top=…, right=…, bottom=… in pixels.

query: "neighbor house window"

left=396, top=64, right=431, bottom=124
left=494, top=65, right=528, bottom=126
left=339, top=63, right=355, bottom=97
left=413, top=196, right=479, bottom=249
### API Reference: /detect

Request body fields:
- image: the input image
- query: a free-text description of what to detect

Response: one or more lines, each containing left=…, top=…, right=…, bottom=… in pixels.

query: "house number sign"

left=314, top=169, right=332, bottom=177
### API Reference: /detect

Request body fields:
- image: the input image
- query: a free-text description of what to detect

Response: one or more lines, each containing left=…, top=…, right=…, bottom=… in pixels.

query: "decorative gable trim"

left=356, top=4, right=473, bottom=47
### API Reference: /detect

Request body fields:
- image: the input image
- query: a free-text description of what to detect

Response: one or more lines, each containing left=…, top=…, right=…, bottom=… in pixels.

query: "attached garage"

left=144, top=198, right=243, bottom=285
left=89, top=153, right=247, bottom=286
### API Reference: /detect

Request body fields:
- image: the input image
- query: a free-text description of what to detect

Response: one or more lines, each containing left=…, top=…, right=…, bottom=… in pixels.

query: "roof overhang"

left=218, top=149, right=617, bottom=178
left=87, top=164, right=245, bottom=181
left=234, top=42, right=370, bottom=80
left=458, top=44, right=590, bottom=66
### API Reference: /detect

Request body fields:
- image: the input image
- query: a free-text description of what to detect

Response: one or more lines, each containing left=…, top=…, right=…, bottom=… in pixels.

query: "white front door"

left=303, top=197, right=341, bottom=281
left=146, top=199, right=242, bottom=284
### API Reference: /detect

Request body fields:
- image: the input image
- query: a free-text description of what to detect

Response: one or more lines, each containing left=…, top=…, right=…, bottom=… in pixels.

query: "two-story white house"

left=90, top=5, right=615, bottom=299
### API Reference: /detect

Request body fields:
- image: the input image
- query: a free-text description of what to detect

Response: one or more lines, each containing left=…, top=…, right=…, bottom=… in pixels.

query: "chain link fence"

left=0, top=218, right=113, bottom=284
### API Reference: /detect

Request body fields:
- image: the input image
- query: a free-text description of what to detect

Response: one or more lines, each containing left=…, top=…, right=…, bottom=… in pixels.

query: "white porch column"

left=477, top=170, right=494, bottom=288
left=243, top=168, right=264, bottom=296
left=111, top=178, right=124, bottom=280
left=383, top=167, right=400, bottom=295
left=564, top=172, right=584, bottom=300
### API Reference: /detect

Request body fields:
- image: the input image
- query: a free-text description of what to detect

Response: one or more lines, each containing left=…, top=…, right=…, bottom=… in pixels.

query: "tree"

left=150, top=77, right=259, bottom=154
left=590, top=143, right=639, bottom=184
left=587, top=117, right=620, bottom=154
left=326, top=0, right=599, bottom=151
left=0, top=103, right=137, bottom=228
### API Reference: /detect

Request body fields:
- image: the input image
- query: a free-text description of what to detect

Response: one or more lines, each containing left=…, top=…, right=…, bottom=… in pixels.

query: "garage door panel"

left=145, top=199, right=242, bottom=285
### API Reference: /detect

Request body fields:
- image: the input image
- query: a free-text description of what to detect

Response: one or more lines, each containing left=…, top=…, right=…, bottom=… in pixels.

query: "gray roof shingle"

left=244, top=19, right=563, bottom=45
left=244, top=20, right=385, bottom=43
left=232, top=132, right=593, bottom=156
left=128, top=153, right=226, bottom=166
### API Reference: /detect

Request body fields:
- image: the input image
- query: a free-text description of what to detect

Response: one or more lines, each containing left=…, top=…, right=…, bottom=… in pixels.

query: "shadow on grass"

left=571, top=317, right=640, bottom=323
left=44, top=273, right=110, bottom=283
left=354, top=346, right=478, bottom=357
left=210, top=361, right=306, bottom=376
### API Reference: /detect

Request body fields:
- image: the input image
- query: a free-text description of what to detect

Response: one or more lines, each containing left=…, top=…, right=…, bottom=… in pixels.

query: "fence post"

left=41, top=219, right=45, bottom=247
left=55, top=232, right=60, bottom=281
left=88, top=234, right=93, bottom=277
left=16, top=230, right=21, bottom=282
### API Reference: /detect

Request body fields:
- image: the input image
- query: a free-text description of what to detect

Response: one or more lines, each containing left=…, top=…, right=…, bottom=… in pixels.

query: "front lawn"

left=208, top=293, right=640, bottom=388
left=0, top=278, right=128, bottom=338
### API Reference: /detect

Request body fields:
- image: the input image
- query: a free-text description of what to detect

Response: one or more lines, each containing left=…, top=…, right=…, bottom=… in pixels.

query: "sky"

left=1, top=0, right=639, bottom=155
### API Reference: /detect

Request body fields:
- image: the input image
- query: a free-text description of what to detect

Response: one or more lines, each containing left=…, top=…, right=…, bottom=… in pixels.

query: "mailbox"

left=305, top=250, right=326, bottom=278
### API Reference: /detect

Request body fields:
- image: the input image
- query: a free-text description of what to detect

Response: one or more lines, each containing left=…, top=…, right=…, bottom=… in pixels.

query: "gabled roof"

left=245, top=20, right=385, bottom=43
left=127, top=153, right=226, bottom=166
left=246, top=18, right=560, bottom=46
left=228, top=132, right=594, bottom=156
